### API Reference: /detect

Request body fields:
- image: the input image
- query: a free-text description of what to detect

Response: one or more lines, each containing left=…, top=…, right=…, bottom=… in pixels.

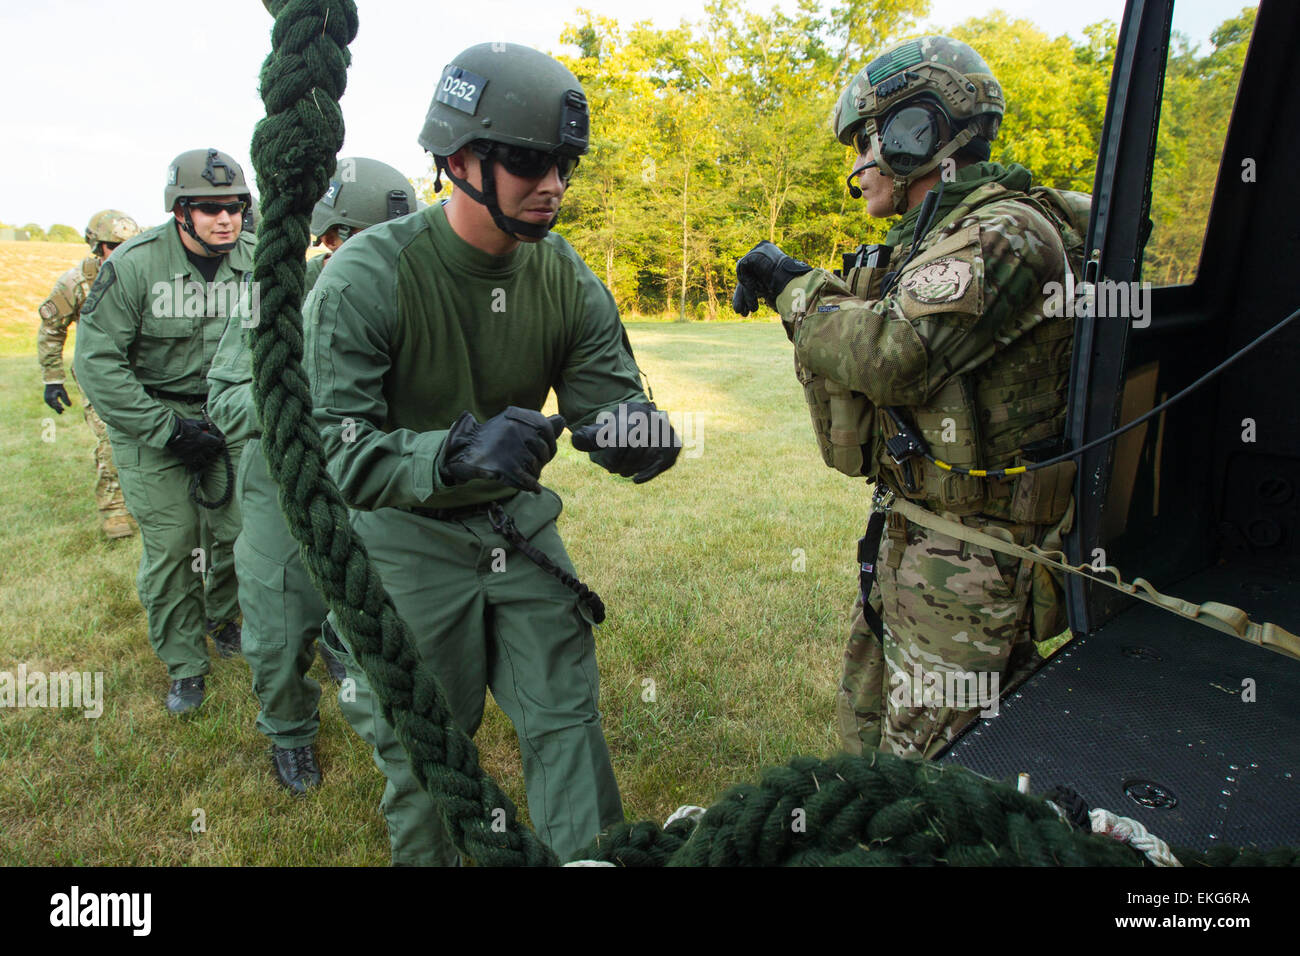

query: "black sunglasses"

left=188, top=200, right=247, bottom=216
left=484, top=144, right=580, bottom=181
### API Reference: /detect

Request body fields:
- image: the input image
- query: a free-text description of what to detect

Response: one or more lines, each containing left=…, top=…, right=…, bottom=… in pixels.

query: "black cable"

left=487, top=502, right=606, bottom=623
left=189, top=446, right=234, bottom=509
left=892, top=304, right=1300, bottom=480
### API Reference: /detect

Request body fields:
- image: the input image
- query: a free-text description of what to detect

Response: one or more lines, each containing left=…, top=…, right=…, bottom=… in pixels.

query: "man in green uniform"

left=302, top=43, right=679, bottom=863
left=207, top=158, right=416, bottom=792
left=734, top=37, right=1084, bottom=758
left=302, top=157, right=417, bottom=294
left=39, top=210, right=141, bottom=539
left=74, top=148, right=254, bottom=714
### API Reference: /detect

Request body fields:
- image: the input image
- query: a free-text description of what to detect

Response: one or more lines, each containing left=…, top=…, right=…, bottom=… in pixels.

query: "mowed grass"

left=0, top=239, right=867, bottom=865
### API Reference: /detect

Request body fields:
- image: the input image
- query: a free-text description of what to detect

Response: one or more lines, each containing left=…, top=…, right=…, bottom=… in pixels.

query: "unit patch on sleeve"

left=901, top=257, right=973, bottom=304
left=80, top=260, right=116, bottom=316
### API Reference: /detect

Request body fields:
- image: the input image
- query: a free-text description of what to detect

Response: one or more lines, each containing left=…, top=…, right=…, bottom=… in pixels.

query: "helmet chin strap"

left=178, top=200, right=239, bottom=256
left=872, top=126, right=976, bottom=215
left=439, top=154, right=557, bottom=241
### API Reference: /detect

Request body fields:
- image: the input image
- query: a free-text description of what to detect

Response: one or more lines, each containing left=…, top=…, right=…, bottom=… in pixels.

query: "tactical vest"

left=801, top=184, right=1088, bottom=525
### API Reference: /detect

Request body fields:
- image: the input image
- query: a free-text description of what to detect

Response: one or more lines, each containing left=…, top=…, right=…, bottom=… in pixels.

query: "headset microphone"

left=846, top=160, right=878, bottom=199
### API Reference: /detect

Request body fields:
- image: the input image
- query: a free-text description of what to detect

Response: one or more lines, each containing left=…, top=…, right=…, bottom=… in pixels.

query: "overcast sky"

left=1, top=0, right=1236, bottom=231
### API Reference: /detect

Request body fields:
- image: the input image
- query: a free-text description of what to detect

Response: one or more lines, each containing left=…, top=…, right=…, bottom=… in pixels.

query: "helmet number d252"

left=436, top=66, right=487, bottom=115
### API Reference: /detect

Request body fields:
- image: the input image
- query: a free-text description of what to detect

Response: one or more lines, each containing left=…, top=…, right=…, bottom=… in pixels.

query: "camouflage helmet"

left=834, top=36, right=1004, bottom=211
left=834, top=36, right=1004, bottom=147
left=418, top=43, right=589, bottom=159
left=84, top=209, right=140, bottom=247
left=310, top=157, right=415, bottom=239
left=163, top=148, right=252, bottom=211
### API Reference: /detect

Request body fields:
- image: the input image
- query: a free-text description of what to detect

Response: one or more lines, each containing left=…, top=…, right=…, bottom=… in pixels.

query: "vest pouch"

left=824, top=377, right=877, bottom=479
left=1008, top=458, right=1076, bottom=526
left=795, top=356, right=836, bottom=469
left=844, top=263, right=888, bottom=301
left=910, top=377, right=987, bottom=514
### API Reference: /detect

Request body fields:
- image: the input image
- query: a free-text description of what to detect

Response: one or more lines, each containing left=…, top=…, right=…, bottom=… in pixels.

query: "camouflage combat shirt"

left=37, top=255, right=100, bottom=384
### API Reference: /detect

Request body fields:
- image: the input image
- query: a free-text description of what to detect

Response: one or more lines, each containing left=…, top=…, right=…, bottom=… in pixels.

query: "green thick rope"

left=249, top=0, right=556, bottom=867
left=247, top=0, right=1298, bottom=869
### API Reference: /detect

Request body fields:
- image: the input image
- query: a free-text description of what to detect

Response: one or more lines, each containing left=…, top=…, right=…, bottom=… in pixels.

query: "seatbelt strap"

left=887, top=494, right=1300, bottom=661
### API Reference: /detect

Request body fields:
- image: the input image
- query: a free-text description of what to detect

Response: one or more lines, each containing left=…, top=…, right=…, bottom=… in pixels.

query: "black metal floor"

left=941, top=563, right=1300, bottom=851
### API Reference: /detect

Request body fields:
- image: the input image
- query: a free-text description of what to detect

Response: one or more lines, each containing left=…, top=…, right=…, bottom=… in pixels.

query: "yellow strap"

left=888, top=496, right=1300, bottom=662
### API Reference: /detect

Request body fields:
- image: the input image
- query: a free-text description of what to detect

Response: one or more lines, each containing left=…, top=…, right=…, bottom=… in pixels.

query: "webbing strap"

left=857, top=507, right=888, bottom=640
left=888, top=496, right=1300, bottom=661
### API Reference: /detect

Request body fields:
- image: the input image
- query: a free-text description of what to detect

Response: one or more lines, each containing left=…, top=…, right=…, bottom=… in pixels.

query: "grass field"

left=0, top=239, right=872, bottom=864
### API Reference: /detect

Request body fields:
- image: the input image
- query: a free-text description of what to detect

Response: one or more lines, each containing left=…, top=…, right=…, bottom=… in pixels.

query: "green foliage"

left=551, top=1, right=1135, bottom=316
left=549, top=3, right=1255, bottom=308
left=46, top=224, right=81, bottom=244
left=1145, top=7, right=1256, bottom=287
left=21, top=223, right=46, bottom=242
left=556, top=0, right=933, bottom=316
left=948, top=12, right=1115, bottom=193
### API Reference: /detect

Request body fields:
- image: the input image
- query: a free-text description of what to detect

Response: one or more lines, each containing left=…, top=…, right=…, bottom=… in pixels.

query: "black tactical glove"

left=439, top=406, right=566, bottom=493
left=570, top=402, right=681, bottom=484
left=732, top=240, right=812, bottom=317
left=43, top=383, right=73, bottom=414
left=165, top=417, right=226, bottom=471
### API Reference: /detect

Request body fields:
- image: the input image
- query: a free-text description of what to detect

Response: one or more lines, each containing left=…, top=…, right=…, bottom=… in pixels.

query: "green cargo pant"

left=111, top=419, right=243, bottom=681
left=328, top=488, right=623, bottom=865
left=232, top=438, right=323, bottom=748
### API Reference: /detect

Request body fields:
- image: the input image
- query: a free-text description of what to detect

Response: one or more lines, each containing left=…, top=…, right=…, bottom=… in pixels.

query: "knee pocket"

left=234, top=537, right=288, bottom=649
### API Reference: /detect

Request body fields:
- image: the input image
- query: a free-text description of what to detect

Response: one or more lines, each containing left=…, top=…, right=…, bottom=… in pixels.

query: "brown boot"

left=102, top=514, right=136, bottom=539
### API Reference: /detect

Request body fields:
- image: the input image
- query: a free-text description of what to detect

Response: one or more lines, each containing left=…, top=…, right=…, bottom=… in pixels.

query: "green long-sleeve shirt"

left=300, top=202, right=646, bottom=511
left=73, top=221, right=256, bottom=447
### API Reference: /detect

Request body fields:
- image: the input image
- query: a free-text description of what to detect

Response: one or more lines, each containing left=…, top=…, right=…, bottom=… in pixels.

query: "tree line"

left=451, top=0, right=1252, bottom=317
left=0, top=222, right=82, bottom=243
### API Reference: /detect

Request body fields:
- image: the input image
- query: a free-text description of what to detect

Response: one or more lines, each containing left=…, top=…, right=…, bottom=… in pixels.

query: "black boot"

left=209, top=619, right=242, bottom=658
left=166, top=676, right=205, bottom=715
left=317, top=640, right=347, bottom=683
left=271, top=744, right=322, bottom=794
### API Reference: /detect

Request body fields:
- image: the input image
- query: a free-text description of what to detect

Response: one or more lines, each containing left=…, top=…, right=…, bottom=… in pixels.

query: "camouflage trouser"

left=83, top=403, right=132, bottom=525
left=836, top=508, right=1042, bottom=760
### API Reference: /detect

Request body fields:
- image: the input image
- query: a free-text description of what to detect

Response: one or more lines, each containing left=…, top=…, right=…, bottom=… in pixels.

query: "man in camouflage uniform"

left=734, top=36, right=1083, bottom=758
left=207, top=158, right=416, bottom=792
left=38, top=210, right=141, bottom=539
left=75, top=148, right=253, bottom=715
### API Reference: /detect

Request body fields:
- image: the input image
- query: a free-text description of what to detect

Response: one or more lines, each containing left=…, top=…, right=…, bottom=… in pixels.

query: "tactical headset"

left=847, top=95, right=987, bottom=204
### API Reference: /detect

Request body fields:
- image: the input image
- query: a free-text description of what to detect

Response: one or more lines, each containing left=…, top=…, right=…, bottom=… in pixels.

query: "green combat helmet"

left=163, top=147, right=253, bottom=254
left=84, top=209, right=140, bottom=254
left=417, top=42, right=589, bottom=240
left=833, top=35, right=1005, bottom=213
left=310, top=157, right=415, bottom=244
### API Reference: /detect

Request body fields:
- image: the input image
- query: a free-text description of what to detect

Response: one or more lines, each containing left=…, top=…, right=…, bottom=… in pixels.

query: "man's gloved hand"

left=570, top=402, right=681, bottom=484
left=732, top=240, right=812, bottom=317
left=439, top=406, right=566, bottom=493
left=43, top=384, right=73, bottom=414
left=165, top=417, right=226, bottom=471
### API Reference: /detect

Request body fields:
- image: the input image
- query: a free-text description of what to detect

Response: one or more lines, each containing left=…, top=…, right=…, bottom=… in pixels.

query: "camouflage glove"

left=570, top=402, right=681, bottom=484
left=439, top=406, right=566, bottom=493
left=732, top=240, right=811, bottom=317
left=43, top=384, right=73, bottom=414
left=165, top=417, right=225, bottom=471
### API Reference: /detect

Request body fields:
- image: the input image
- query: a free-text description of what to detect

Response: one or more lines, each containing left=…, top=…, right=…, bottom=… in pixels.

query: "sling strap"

left=884, top=492, right=1300, bottom=661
